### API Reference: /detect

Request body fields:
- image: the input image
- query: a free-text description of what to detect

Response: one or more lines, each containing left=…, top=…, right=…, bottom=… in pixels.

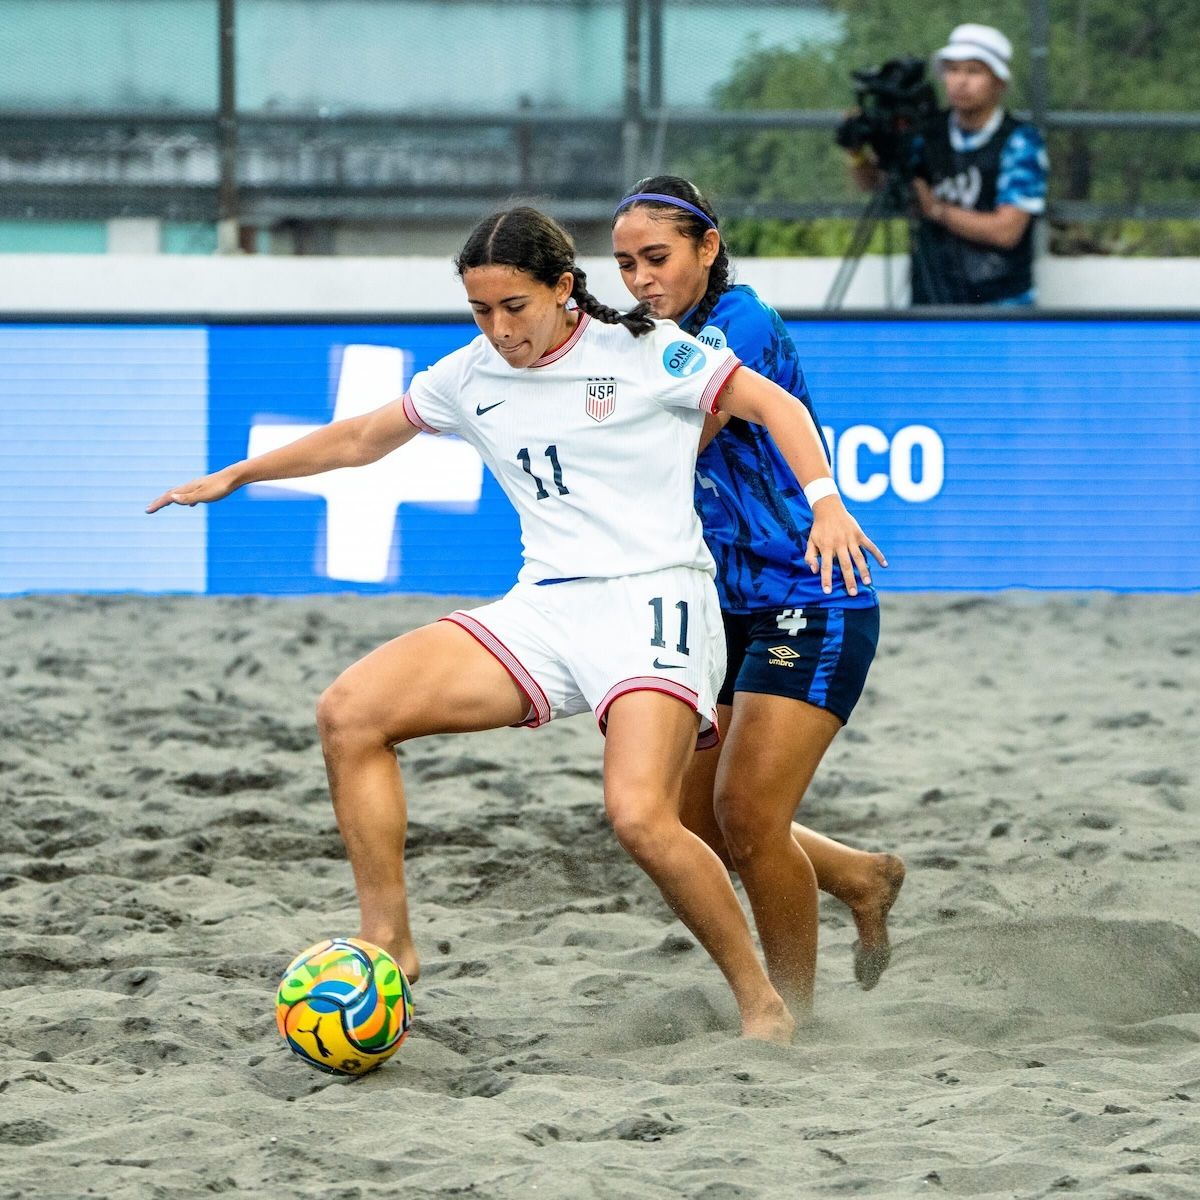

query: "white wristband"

left=803, top=476, right=839, bottom=508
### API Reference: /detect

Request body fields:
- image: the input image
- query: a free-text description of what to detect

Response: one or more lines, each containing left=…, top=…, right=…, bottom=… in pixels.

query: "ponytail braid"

left=572, top=267, right=655, bottom=337
left=683, top=242, right=731, bottom=337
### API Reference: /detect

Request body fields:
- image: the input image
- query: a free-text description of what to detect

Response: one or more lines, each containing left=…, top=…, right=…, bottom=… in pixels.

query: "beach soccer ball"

left=275, top=937, right=413, bottom=1075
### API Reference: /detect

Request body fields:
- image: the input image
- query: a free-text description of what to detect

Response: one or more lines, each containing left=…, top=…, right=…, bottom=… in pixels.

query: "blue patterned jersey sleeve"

left=997, top=124, right=1049, bottom=214
left=710, top=288, right=811, bottom=407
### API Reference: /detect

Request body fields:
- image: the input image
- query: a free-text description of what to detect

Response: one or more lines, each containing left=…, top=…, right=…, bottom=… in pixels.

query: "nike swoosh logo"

left=475, top=400, right=506, bottom=416
left=652, top=658, right=685, bottom=670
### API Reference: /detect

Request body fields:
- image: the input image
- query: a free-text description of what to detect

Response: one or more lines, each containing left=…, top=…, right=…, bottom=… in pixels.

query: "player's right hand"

left=145, top=469, right=237, bottom=514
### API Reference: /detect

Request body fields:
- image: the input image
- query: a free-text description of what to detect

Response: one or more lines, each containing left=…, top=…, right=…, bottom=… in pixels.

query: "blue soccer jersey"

left=688, top=285, right=877, bottom=613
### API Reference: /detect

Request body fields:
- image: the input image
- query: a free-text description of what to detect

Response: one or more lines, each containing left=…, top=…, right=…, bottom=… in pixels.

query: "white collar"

left=949, top=107, right=1005, bottom=152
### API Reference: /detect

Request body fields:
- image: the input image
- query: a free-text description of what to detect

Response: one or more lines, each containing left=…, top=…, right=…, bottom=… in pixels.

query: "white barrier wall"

left=1, top=254, right=1198, bottom=315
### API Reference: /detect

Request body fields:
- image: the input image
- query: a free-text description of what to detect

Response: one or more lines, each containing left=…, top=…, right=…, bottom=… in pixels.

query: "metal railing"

left=0, top=0, right=1196, bottom=235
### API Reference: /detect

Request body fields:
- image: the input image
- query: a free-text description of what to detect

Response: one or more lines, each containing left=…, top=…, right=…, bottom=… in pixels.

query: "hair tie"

left=614, top=192, right=717, bottom=229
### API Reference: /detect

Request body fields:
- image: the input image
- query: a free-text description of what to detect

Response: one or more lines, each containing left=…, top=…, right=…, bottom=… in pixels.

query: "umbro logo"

left=768, top=645, right=800, bottom=669
left=475, top=399, right=506, bottom=416
left=652, top=658, right=685, bottom=670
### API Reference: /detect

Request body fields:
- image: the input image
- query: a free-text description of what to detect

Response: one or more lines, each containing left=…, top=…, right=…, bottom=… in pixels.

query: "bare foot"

left=360, top=932, right=420, bottom=985
left=849, top=853, right=905, bottom=991
left=740, top=996, right=796, bottom=1044
left=395, top=952, right=420, bottom=986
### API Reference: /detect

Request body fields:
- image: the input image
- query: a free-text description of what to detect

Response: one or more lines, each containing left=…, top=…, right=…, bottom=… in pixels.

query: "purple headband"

left=614, top=191, right=717, bottom=229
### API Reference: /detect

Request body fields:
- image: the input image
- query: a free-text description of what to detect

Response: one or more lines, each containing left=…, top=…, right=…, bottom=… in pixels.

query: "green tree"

left=1049, top=0, right=1200, bottom=208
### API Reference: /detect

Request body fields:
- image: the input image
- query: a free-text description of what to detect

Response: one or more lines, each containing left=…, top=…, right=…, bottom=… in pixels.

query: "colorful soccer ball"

left=275, top=937, right=413, bottom=1075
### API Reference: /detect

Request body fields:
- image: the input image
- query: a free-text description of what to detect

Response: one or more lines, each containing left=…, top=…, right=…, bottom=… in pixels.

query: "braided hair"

left=612, top=176, right=732, bottom=337
left=456, top=207, right=655, bottom=337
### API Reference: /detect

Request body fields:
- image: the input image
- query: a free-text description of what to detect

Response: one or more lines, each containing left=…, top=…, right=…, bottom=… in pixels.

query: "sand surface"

left=2, top=591, right=1198, bottom=1199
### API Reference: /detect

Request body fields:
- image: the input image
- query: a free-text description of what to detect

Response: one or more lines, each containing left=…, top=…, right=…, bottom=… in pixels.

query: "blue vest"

left=913, top=111, right=1035, bottom=304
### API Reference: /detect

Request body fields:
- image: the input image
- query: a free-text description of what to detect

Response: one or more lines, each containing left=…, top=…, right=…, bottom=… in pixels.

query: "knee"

left=606, top=795, right=671, bottom=863
left=714, top=786, right=771, bottom=867
left=315, top=678, right=351, bottom=748
left=316, top=675, right=384, bottom=755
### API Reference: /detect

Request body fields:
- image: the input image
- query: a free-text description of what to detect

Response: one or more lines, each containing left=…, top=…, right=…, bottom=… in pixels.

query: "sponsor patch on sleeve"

left=662, top=339, right=707, bottom=378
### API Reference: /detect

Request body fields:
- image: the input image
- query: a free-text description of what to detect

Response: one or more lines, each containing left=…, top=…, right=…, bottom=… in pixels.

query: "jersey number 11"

left=517, top=445, right=570, bottom=500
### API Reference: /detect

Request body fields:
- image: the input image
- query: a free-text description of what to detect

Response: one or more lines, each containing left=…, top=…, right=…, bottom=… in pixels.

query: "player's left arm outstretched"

left=145, top=396, right=420, bottom=514
left=715, top=368, right=887, bottom=595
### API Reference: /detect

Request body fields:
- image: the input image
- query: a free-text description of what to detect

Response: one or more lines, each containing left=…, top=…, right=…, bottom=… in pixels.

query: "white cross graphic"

left=247, top=343, right=483, bottom=584
left=776, top=608, right=807, bottom=636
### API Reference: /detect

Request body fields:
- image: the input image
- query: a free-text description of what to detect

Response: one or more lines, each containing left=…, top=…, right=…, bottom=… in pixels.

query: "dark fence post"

left=622, top=0, right=643, bottom=189
left=1029, top=0, right=1052, bottom=259
left=647, top=0, right=663, bottom=112
left=1029, top=0, right=1050, bottom=133
left=217, top=0, right=240, bottom=252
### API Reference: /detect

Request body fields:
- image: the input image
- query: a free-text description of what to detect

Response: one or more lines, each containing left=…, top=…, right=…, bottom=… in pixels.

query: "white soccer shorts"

left=442, top=566, right=725, bottom=748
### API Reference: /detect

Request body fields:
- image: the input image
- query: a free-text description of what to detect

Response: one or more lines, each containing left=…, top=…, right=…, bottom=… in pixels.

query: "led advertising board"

left=2, top=319, right=1196, bottom=595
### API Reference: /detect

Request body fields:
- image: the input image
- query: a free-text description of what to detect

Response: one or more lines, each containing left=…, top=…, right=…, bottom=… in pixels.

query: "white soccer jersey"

left=402, top=315, right=741, bottom=584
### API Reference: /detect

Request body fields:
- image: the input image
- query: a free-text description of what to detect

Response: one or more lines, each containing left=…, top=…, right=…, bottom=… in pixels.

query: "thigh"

left=330, top=620, right=529, bottom=741
left=603, top=689, right=700, bottom=820
left=679, top=703, right=732, bottom=855
left=716, top=691, right=842, bottom=827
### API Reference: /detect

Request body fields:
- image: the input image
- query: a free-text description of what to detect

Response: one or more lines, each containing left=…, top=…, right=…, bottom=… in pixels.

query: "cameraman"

left=848, top=24, right=1049, bottom=306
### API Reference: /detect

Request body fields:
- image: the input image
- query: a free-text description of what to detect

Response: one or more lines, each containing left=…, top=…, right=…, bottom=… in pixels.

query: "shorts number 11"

left=648, top=597, right=690, bottom=656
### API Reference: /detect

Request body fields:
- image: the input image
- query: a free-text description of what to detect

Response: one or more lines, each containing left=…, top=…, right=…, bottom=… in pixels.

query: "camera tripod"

left=823, top=168, right=946, bottom=309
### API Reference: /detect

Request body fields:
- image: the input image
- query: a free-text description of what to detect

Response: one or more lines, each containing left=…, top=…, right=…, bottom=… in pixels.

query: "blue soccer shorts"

left=717, top=603, right=880, bottom=724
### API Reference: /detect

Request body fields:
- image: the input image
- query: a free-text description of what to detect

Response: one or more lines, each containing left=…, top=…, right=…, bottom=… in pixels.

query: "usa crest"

left=585, top=377, right=617, bottom=422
